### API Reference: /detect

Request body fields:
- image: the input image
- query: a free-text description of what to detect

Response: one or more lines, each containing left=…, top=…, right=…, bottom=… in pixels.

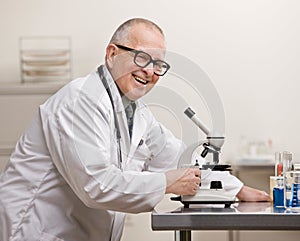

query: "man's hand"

left=237, top=185, right=271, bottom=202
left=165, top=168, right=201, bottom=195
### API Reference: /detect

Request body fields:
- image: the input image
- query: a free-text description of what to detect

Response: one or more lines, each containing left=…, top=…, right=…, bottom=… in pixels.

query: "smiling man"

left=106, top=20, right=169, bottom=100
left=0, top=18, right=270, bottom=241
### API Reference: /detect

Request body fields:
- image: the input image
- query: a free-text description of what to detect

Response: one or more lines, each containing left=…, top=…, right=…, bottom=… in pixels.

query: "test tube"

left=275, top=152, right=282, bottom=176
left=282, top=151, right=293, bottom=173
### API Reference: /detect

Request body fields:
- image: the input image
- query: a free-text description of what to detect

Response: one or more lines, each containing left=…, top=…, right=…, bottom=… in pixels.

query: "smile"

left=133, top=75, right=149, bottom=85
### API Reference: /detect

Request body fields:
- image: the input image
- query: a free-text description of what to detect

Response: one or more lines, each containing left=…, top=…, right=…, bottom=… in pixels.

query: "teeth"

left=134, top=75, right=147, bottom=84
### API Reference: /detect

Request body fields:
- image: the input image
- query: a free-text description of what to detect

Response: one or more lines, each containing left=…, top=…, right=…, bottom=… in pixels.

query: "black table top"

left=152, top=202, right=300, bottom=231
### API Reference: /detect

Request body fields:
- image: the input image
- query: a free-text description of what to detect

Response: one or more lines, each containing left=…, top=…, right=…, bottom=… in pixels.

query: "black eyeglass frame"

left=115, top=44, right=170, bottom=76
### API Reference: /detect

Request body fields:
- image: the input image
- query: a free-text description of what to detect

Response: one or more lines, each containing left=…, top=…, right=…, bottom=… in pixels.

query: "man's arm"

left=237, top=185, right=271, bottom=201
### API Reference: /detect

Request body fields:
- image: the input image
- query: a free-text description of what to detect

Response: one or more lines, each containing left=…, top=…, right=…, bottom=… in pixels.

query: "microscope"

left=171, top=107, right=236, bottom=208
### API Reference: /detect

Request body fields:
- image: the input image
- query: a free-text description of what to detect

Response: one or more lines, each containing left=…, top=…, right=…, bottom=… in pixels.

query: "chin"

left=127, top=87, right=148, bottom=100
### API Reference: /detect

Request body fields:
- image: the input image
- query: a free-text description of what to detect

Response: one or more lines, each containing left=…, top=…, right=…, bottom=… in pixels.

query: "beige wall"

left=1, top=1, right=300, bottom=240
left=1, top=0, right=300, bottom=162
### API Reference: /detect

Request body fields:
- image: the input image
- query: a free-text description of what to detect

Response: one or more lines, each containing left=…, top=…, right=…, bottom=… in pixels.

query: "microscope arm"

left=184, top=107, right=225, bottom=164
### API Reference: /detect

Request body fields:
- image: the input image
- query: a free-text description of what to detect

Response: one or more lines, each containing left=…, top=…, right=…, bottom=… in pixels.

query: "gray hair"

left=109, top=18, right=165, bottom=44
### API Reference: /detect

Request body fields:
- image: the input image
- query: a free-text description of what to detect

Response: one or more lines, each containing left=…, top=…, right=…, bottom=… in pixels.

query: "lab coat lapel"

left=100, top=65, right=132, bottom=167
left=100, top=65, right=147, bottom=165
left=128, top=106, right=147, bottom=160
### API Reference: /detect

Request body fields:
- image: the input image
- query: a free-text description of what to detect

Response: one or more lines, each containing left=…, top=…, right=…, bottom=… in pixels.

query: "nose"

left=142, top=62, right=154, bottom=76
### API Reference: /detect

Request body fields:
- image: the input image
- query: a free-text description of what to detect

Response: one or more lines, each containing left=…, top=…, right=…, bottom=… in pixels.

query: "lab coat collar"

left=101, top=65, right=124, bottom=113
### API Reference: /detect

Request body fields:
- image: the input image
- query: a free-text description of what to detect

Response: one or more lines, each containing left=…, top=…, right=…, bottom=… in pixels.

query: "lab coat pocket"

left=126, top=140, right=152, bottom=171
left=134, top=139, right=152, bottom=162
left=39, top=232, right=64, bottom=241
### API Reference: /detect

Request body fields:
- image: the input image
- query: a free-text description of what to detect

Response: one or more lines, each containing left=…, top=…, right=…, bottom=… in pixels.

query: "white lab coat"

left=0, top=65, right=184, bottom=241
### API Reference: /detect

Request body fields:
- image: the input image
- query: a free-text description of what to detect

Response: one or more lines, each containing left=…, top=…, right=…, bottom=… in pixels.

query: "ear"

left=106, top=44, right=118, bottom=68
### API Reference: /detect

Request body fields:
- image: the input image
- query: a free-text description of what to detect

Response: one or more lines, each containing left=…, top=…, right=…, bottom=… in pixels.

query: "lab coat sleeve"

left=143, top=113, right=186, bottom=172
left=40, top=87, right=166, bottom=214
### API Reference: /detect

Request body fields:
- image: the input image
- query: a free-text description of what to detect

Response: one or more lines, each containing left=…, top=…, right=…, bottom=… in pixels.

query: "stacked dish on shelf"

left=20, top=37, right=71, bottom=83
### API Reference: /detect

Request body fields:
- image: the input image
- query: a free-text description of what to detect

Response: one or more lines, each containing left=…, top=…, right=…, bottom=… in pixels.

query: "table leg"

left=174, top=230, right=191, bottom=241
left=228, top=230, right=239, bottom=241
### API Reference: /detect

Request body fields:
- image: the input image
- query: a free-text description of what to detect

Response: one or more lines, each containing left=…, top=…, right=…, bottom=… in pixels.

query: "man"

left=0, top=18, right=270, bottom=241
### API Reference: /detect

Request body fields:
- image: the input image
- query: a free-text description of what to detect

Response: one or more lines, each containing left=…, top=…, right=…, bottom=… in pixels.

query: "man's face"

left=106, top=23, right=167, bottom=101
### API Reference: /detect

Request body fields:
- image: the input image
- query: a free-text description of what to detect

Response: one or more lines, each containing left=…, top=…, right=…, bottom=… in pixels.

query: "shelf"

left=0, top=145, right=14, bottom=156
left=19, top=37, right=72, bottom=83
left=0, top=82, right=67, bottom=95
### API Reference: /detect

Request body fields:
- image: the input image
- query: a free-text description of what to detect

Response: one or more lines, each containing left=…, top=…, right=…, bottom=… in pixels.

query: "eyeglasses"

left=115, top=44, right=170, bottom=76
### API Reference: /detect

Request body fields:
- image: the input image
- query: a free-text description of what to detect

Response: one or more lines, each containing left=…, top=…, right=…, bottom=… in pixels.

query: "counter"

left=152, top=202, right=300, bottom=241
